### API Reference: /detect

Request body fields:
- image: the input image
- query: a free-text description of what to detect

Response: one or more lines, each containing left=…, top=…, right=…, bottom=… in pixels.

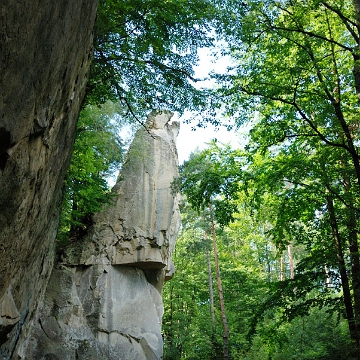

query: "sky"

left=174, top=48, right=242, bottom=164
left=175, top=116, right=241, bottom=164
left=110, top=49, right=242, bottom=185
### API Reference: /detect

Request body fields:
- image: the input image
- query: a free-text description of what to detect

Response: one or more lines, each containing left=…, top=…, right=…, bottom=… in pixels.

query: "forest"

left=60, top=0, right=360, bottom=359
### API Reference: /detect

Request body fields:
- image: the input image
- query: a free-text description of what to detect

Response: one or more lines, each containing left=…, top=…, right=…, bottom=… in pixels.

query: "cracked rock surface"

left=0, top=1, right=97, bottom=358
left=22, top=111, right=181, bottom=359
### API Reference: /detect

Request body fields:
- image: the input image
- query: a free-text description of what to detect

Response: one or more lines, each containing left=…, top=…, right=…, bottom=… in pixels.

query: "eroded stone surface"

left=0, top=1, right=97, bottom=358
left=22, top=111, right=181, bottom=359
left=23, top=266, right=163, bottom=360
left=63, top=111, right=181, bottom=279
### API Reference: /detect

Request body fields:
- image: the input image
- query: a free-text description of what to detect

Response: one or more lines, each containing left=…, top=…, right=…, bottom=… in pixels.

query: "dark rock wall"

left=0, top=1, right=98, bottom=358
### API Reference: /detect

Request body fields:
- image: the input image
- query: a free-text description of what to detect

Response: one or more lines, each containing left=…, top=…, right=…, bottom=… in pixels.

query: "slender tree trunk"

left=327, top=195, right=360, bottom=349
left=280, top=253, right=285, bottom=281
left=324, top=2, right=360, bottom=188
left=352, top=0, right=360, bottom=103
left=266, top=243, right=272, bottom=281
left=341, top=154, right=360, bottom=339
left=325, top=4, right=360, bottom=188
left=324, top=264, right=332, bottom=288
left=347, top=200, right=360, bottom=337
left=204, top=231, right=216, bottom=329
left=287, top=243, right=294, bottom=279
left=348, top=0, right=360, bottom=186
left=209, top=203, right=230, bottom=360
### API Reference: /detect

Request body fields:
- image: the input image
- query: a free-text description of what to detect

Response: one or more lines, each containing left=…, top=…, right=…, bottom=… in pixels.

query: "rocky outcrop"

left=0, top=1, right=98, bottom=358
left=22, top=111, right=181, bottom=359
left=63, top=111, right=180, bottom=278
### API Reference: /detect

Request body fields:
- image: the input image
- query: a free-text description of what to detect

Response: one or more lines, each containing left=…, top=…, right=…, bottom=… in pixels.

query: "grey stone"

left=22, top=111, right=181, bottom=359
left=63, top=111, right=181, bottom=278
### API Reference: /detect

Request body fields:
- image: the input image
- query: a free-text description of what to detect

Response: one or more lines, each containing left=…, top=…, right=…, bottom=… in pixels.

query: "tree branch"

left=271, top=24, right=353, bottom=53
left=261, top=3, right=353, bottom=52
left=320, top=1, right=360, bottom=43
left=112, top=81, right=154, bottom=138
left=239, top=85, right=349, bottom=151
left=98, top=54, right=200, bottom=82
left=120, top=96, right=155, bottom=139
left=284, top=178, right=359, bottom=212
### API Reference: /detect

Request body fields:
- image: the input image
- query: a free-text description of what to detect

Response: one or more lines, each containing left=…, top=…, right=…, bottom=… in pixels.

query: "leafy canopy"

left=175, top=141, right=245, bottom=226
left=58, top=102, right=126, bottom=241
left=87, top=0, right=219, bottom=121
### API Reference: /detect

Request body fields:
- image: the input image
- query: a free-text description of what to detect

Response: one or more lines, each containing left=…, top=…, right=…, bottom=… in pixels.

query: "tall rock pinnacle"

left=22, top=111, right=181, bottom=359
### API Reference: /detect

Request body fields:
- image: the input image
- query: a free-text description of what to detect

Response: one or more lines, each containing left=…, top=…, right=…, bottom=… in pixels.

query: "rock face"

left=63, top=111, right=180, bottom=278
left=22, top=111, right=181, bottom=359
left=0, top=1, right=98, bottom=358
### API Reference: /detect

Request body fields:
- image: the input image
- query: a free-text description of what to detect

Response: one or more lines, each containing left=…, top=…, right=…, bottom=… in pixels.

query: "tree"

left=175, top=143, right=243, bottom=226
left=209, top=203, right=230, bottom=359
left=86, top=0, right=218, bottom=121
left=58, top=0, right=224, bottom=241
left=162, top=221, right=224, bottom=360
left=165, top=158, right=286, bottom=358
left=204, top=230, right=216, bottom=330
left=211, top=0, right=360, bottom=351
left=173, top=139, right=360, bottom=356
left=175, top=146, right=253, bottom=358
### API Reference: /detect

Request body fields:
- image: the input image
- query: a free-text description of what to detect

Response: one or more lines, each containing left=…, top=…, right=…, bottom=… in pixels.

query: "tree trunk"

left=347, top=201, right=360, bottom=339
left=349, top=0, right=360, bottom=186
left=280, top=253, right=285, bottom=281
left=209, top=203, right=230, bottom=360
left=327, top=195, right=360, bottom=350
left=288, top=243, right=294, bottom=279
left=204, top=231, right=216, bottom=329
left=325, top=264, right=332, bottom=288
left=352, top=0, right=360, bottom=103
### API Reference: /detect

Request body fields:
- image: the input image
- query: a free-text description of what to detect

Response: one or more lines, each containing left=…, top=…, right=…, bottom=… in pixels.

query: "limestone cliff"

left=0, top=2, right=98, bottom=358
left=22, top=111, right=181, bottom=359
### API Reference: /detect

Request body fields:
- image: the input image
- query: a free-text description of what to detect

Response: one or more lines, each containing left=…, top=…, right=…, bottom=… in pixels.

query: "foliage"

left=214, top=0, right=360, bottom=203
left=57, top=102, right=127, bottom=243
left=163, top=192, right=357, bottom=359
left=247, top=309, right=357, bottom=360
left=216, top=0, right=360, bottom=135
left=86, top=0, right=219, bottom=121
left=206, top=0, right=360, bottom=350
left=163, top=223, right=224, bottom=360
left=171, top=136, right=359, bottom=357
left=175, top=141, right=244, bottom=226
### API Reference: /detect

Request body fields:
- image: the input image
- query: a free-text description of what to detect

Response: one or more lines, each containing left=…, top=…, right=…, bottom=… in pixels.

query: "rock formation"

left=21, top=111, right=181, bottom=359
left=0, top=2, right=98, bottom=358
